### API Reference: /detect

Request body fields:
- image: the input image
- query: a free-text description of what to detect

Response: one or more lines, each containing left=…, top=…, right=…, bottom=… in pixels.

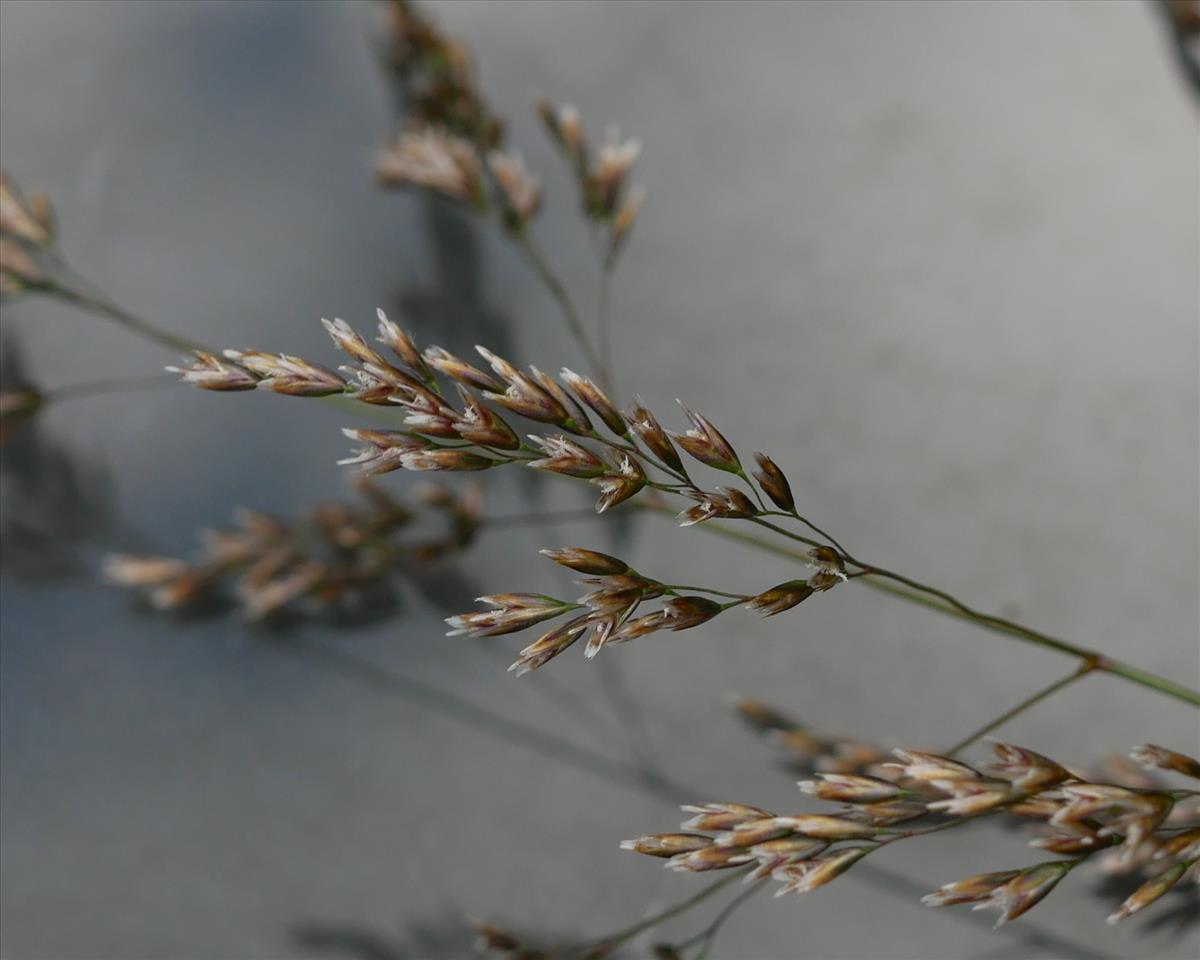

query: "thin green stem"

left=514, top=231, right=611, bottom=392
left=41, top=374, right=177, bottom=403
left=664, top=584, right=750, bottom=601
left=642, top=502, right=1200, bottom=708
left=747, top=516, right=824, bottom=552
left=480, top=507, right=604, bottom=528
left=943, top=661, right=1100, bottom=758
left=761, top=508, right=853, bottom=558
left=50, top=276, right=205, bottom=354
left=274, top=633, right=695, bottom=805
left=596, top=262, right=615, bottom=394
left=679, top=879, right=767, bottom=960
left=854, top=573, right=1200, bottom=704
left=736, top=467, right=768, bottom=513
left=575, top=866, right=753, bottom=958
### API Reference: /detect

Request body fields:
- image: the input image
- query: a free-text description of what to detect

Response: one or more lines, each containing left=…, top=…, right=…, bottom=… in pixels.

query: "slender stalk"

left=471, top=640, right=639, bottom=754
left=480, top=507, right=604, bottom=528
left=271, top=633, right=695, bottom=804
left=855, top=574, right=1200, bottom=705
left=39, top=279, right=420, bottom=427
left=749, top=516, right=1113, bottom=666
left=640, top=504, right=1200, bottom=707
left=664, top=584, right=750, bottom=601
left=679, top=879, right=767, bottom=960
left=596, top=262, right=615, bottom=393
left=50, top=276, right=206, bottom=354
left=575, top=867, right=753, bottom=958
left=43, top=374, right=176, bottom=403
left=943, top=662, right=1100, bottom=758
left=594, top=652, right=664, bottom=777
left=513, top=231, right=611, bottom=391
left=761, top=508, right=853, bottom=558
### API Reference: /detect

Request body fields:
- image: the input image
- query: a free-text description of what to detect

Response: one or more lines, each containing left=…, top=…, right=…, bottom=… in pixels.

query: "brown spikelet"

left=753, top=452, right=795, bottom=511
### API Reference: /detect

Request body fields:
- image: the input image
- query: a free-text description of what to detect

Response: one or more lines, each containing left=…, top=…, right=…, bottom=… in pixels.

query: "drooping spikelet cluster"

left=622, top=742, right=1199, bottom=927
left=443, top=545, right=845, bottom=674
left=167, top=313, right=825, bottom=541
left=102, top=478, right=482, bottom=620
left=376, top=1, right=539, bottom=230
left=381, top=0, right=503, bottom=150
left=536, top=99, right=644, bottom=263
left=375, top=1, right=641, bottom=247
left=0, top=385, right=45, bottom=443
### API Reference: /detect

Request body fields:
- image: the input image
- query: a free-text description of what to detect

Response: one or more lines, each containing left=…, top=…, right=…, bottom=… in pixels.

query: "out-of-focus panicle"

left=470, top=920, right=550, bottom=960
left=0, top=386, right=45, bottom=443
left=381, top=0, right=502, bottom=148
left=731, top=697, right=890, bottom=776
left=536, top=100, right=646, bottom=264
left=376, top=2, right=558, bottom=235
left=376, top=127, right=485, bottom=206
left=487, top=151, right=541, bottom=229
left=102, top=478, right=483, bottom=620
left=623, top=741, right=1200, bottom=926
left=0, top=170, right=56, bottom=296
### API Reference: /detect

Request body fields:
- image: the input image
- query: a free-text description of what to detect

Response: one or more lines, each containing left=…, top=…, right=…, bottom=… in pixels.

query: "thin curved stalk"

left=43, top=374, right=177, bottom=403
left=50, top=276, right=206, bottom=354
left=943, top=662, right=1099, bottom=757
left=514, top=231, right=611, bottom=392
left=679, top=879, right=767, bottom=960
left=640, top=505, right=1200, bottom=708
left=596, top=261, right=615, bottom=393
left=573, top=867, right=753, bottom=958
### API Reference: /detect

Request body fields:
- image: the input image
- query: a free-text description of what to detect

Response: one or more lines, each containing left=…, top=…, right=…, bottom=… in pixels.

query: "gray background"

left=1, top=1, right=1197, bottom=958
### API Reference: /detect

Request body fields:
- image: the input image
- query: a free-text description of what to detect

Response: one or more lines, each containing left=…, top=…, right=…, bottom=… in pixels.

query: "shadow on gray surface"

left=0, top=332, right=116, bottom=580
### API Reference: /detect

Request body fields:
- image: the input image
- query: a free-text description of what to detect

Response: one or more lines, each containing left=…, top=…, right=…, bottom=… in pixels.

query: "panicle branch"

left=102, top=478, right=483, bottom=620
left=440, top=544, right=848, bottom=675
left=621, top=741, right=1200, bottom=927
left=164, top=311, right=1200, bottom=706
left=536, top=99, right=645, bottom=266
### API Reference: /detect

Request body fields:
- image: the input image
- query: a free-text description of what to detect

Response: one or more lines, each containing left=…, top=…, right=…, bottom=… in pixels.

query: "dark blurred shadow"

left=0, top=331, right=116, bottom=579
left=1138, top=893, right=1200, bottom=937
left=396, top=200, right=512, bottom=356
left=256, top=629, right=691, bottom=802
left=1156, top=0, right=1200, bottom=105
left=291, top=912, right=633, bottom=960
left=292, top=923, right=408, bottom=960
left=402, top=552, right=482, bottom=613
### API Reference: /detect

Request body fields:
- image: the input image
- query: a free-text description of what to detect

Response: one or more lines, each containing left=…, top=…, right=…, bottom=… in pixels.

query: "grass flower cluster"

left=2, top=1, right=1196, bottom=955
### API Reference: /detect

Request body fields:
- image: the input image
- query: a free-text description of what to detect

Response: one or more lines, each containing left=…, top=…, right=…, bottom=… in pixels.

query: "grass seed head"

left=752, top=452, right=795, bottom=511
left=671, top=402, right=740, bottom=473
